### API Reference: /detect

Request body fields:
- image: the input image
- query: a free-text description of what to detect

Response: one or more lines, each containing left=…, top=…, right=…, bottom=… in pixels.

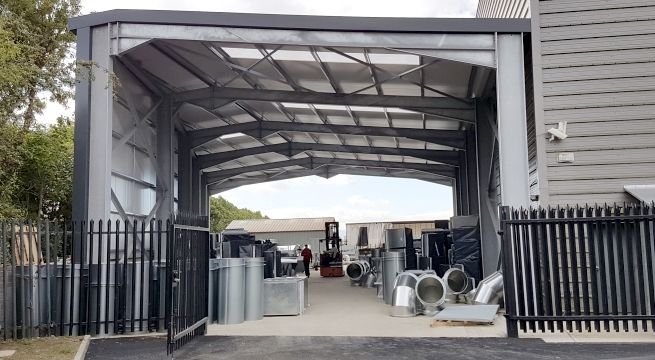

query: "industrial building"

left=479, top=0, right=655, bottom=205
left=31, top=1, right=654, bottom=350
left=345, top=220, right=446, bottom=248
left=226, top=217, right=334, bottom=251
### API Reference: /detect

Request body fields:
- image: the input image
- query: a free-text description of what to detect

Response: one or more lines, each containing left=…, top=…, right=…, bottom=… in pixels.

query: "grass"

left=0, top=336, right=83, bottom=360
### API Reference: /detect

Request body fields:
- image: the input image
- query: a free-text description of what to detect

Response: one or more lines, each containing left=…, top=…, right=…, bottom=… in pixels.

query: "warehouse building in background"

left=346, top=220, right=447, bottom=249
left=478, top=0, right=655, bottom=205
left=225, top=217, right=335, bottom=252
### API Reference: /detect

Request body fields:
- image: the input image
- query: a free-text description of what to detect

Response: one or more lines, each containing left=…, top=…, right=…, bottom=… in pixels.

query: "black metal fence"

left=0, top=219, right=170, bottom=339
left=166, top=215, right=210, bottom=354
left=500, top=203, right=655, bottom=337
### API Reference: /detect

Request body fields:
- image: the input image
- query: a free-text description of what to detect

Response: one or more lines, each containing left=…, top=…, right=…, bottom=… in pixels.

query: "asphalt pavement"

left=85, top=335, right=655, bottom=360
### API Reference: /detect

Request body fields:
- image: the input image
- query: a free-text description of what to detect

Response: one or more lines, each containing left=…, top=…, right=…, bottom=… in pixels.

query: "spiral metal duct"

left=443, top=267, right=469, bottom=295
left=346, top=260, right=370, bottom=282
left=383, top=252, right=405, bottom=304
left=415, top=273, right=446, bottom=315
left=472, top=271, right=504, bottom=305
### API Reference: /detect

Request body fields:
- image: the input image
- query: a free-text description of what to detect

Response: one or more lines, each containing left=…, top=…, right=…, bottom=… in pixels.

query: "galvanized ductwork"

left=244, top=257, right=265, bottom=321
left=390, top=272, right=418, bottom=317
left=415, top=273, right=446, bottom=316
left=472, top=271, right=504, bottom=305
left=217, top=258, right=246, bottom=324
left=346, top=260, right=370, bottom=282
left=443, top=267, right=469, bottom=295
left=383, top=252, right=405, bottom=305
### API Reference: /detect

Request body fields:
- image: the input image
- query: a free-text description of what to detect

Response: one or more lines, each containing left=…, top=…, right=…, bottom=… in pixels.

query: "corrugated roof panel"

left=226, top=217, right=336, bottom=233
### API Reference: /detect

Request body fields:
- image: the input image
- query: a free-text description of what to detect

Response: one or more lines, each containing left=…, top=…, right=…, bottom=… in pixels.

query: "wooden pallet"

left=12, top=225, right=42, bottom=265
left=430, top=319, right=493, bottom=328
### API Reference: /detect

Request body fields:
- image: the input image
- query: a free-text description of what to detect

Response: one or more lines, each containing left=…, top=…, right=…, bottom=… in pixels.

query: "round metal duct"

left=383, top=252, right=405, bottom=305
left=217, top=258, right=246, bottom=325
left=443, top=267, right=468, bottom=295
left=346, top=260, right=370, bottom=282
left=244, top=257, right=265, bottom=321
left=415, top=273, right=446, bottom=307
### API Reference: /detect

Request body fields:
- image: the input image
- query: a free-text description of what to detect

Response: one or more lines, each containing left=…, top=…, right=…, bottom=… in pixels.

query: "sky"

left=42, top=0, right=479, bottom=227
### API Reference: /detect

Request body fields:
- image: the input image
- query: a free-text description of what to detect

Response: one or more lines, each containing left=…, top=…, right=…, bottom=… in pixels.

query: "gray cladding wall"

left=531, top=0, right=655, bottom=205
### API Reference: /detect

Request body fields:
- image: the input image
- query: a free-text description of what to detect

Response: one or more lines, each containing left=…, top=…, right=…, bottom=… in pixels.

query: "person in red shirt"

left=300, top=244, right=312, bottom=277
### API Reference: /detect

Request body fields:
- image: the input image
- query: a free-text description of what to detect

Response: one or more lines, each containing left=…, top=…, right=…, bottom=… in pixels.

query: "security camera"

left=547, top=121, right=567, bottom=141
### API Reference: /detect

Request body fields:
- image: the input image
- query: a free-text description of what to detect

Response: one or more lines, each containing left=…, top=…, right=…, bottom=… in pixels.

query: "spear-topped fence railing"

left=500, top=203, right=655, bottom=337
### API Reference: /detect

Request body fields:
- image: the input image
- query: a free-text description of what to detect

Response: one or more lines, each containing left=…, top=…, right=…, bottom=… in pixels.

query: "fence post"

left=499, top=206, right=519, bottom=338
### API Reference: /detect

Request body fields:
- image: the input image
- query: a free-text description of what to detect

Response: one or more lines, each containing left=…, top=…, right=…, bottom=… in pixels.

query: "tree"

left=0, top=121, right=26, bottom=218
left=0, top=0, right=80, bottom=128
left=209, top=197, right=268, bottom=233
left=18, top=118, right=74, bottom=219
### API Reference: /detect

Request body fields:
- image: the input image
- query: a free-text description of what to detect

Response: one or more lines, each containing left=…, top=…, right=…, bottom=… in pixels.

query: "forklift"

left=319, top=222, right=344, bottom=277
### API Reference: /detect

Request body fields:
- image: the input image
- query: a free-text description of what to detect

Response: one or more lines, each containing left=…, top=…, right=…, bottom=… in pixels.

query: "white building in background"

left=346, top=220, right=444, bottom=249
left=225, top=217, right=334, bottom=253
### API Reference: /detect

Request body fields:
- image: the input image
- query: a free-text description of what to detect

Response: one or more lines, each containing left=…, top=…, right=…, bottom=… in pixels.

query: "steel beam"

left=155, top=97, right=175, bottom=221
left=208, top=167, right=451, bottom=194
left=188, top=121, right=466, bottom=149
left=204, top=157, right=455, bottom=184
left=86, top=26, right=113, bottom=221
left=496, top=34, right=530, bottom=208
left=197, top=142, right=461, bottom=170
left=174, top=86, right=474, bottom=112
left=476, top=98, right=501, bottom=276
left=178, top=135, right=193, bottom=211
left=72, top=27, right=92, bottom=221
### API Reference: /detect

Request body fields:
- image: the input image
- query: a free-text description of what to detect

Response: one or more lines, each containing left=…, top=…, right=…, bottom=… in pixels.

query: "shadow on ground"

left=86, top=335, right=655, bottom=360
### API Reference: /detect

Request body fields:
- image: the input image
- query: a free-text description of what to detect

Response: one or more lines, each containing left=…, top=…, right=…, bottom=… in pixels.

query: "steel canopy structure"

left=68, top=10, right=531, bottom=275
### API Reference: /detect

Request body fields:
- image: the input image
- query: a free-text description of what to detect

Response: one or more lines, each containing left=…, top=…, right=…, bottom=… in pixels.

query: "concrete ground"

left=206, top=269, right=506, bottom=337
left=86, top=336, right=655, bottom=360
left=84, top=270, right=655, bottom=359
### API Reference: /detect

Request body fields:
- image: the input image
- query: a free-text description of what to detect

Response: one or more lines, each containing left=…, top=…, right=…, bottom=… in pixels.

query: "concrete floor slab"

left=207, top=270, right=506, bottom=338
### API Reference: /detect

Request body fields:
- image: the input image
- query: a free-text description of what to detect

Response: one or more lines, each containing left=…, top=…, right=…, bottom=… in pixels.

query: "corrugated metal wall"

left=111, top=61, right=180, bottom=222
left=111, top=65, right=159, bottom=221
left=477, top=0, right=530, bottom=18
left=531, top=0, right=655, bottom=205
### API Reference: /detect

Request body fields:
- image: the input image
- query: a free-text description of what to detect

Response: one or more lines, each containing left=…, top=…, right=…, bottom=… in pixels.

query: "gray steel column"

left=496, top=34, right=531, bottom=208
left=452, top=178, right=461, bottom=216
left=456, top=163, right=469, bottom=216
left=72, top=27, right=92, bottom=221
left=156, top=97, right=175, bottom=221
left=178, top=135, right=192, bottom=211
left=85, top=26, right=113, bottom=220
left=191, top=160, right=201, bottom=213
left=476, top=98, right=501, bottom=276
left=200, top=174, right=209, bottom=216
left=465, top=128, right=480, bottom=216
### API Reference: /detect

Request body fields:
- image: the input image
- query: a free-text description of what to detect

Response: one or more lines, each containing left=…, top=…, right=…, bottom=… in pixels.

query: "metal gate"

left=166, top=215, right=210, bottom=354
left=500, top=204, right=655, bottom=337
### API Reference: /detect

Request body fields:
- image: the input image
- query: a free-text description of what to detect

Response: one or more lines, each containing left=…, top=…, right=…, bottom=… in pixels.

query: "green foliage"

left=210, top=197, right=268, bottom=233
left=19, top=118, right=74, bottom=219
left=0, top=121, right=27, bottom=218
left=0, top=119, right=74, bottom=220
left=0, top=0, right=80, bottom=128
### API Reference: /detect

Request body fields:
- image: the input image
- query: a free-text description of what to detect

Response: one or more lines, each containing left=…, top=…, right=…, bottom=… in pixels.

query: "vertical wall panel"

left=530, top=0, right=655, bottom=205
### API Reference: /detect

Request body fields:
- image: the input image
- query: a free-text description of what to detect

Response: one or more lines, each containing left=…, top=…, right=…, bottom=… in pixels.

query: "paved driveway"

left=86, top=335, right=655, bottom=360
